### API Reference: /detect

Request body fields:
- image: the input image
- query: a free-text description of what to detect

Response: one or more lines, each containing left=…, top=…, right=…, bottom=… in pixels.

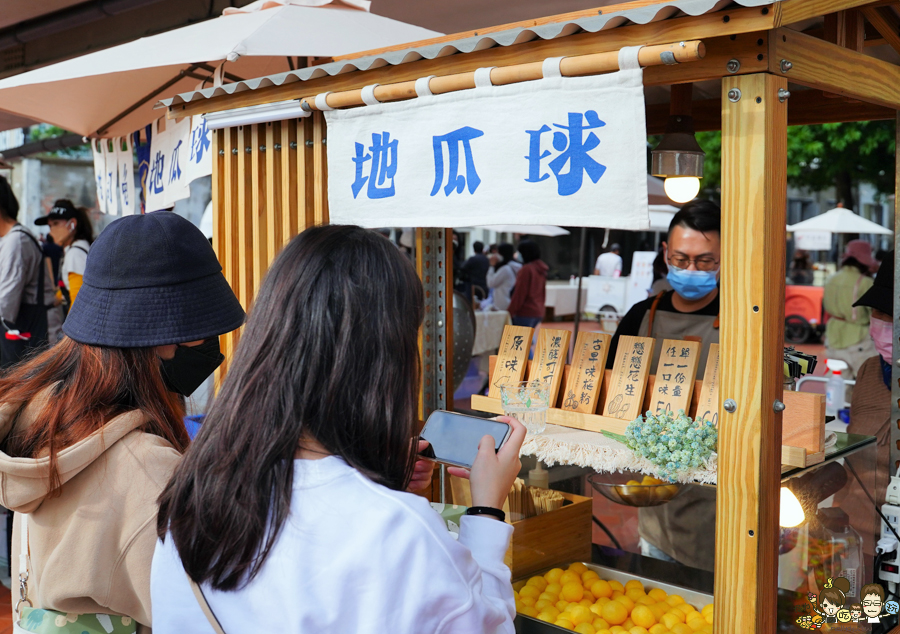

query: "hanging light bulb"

left=780, top=487, right=806, bottom=527
left=651, top=84, right=705, bottom=204
left=664, top=176, right=701, bottom=204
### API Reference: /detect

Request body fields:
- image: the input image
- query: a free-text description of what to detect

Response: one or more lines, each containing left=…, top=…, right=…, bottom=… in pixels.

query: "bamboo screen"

left=211, top=112, right=329, bottom=376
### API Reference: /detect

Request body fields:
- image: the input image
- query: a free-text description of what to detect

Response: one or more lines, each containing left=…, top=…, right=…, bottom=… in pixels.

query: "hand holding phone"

left=419, top=411, right=514, bottom=469
left=448, top=416, right=527, bottom=511
left=407, top=439, right=436, bottom=493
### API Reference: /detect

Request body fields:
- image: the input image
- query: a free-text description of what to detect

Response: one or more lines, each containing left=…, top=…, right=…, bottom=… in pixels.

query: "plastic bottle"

left=527, top=463, right=550, bottom=489
left=816, top=507, right=865, bottom=600
left=569, top=275, right=576, bottom=286
left=825, top=359, right=848, bottom=417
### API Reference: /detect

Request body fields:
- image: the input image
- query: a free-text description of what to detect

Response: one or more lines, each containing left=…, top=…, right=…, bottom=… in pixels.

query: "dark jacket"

left=461, top=253, right=490, bottom=295
left=508, top=260, right=548, bottom=319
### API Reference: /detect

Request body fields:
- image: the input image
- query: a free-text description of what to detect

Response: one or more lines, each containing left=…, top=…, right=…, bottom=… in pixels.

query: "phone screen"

left=419, top=411, right=511, bottom=469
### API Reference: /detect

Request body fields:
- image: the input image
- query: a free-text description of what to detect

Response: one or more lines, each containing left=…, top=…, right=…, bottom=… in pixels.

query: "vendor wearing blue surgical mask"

left=606, top=199, right=720, bottom=572
left=607, top=199, right=720, bottom=379
left=834, top=250, right=893, bottom=562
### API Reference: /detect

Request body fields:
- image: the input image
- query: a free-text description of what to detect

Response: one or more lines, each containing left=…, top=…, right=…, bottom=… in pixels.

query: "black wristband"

left=466, top=506, right=506, bottom=521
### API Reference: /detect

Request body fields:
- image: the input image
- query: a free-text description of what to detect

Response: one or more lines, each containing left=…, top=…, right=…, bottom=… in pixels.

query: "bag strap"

left=187, top=575, right=226, bottom=634
left=10, top=228, right=46, bottom=311
left=15, top=514, right=32, bottom=619
left=645, top=291, right=666, bottom=336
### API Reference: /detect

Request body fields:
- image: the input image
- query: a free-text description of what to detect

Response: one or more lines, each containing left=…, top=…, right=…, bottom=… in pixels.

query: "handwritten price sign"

left=562, top=332, right=611, bottom=414
left=652, top=339, right=700, bottom=414
left=488, top=325, right=535, bottom=398
left=603, top=335, right=655, bottom=420
left=697, top=343, right=720, bottom=426
left=528, top=328, right=571, bottom=406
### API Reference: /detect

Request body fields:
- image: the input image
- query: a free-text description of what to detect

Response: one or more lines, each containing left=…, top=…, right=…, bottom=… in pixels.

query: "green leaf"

left=601, top=430, right=629, bottom=444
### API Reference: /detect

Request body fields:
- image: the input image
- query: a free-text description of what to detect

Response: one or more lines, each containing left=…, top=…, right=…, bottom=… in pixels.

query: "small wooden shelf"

left=471, top=393, right=824, bottom=469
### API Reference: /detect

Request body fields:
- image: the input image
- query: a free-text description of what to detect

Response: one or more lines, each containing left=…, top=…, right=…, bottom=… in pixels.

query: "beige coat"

left=0, top=395, right=181, bottom=631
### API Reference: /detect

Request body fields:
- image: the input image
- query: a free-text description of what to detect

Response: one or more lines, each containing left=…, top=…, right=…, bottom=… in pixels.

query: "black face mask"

left=160, top=338, right=224, bottom=396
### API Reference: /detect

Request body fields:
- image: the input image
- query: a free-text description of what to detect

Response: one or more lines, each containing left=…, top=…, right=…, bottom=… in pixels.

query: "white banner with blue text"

left=324, top=68, right=649, bottom=229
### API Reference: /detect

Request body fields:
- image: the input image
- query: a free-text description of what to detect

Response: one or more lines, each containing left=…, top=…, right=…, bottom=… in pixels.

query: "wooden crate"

left=505, top=491, right=592, bottom=579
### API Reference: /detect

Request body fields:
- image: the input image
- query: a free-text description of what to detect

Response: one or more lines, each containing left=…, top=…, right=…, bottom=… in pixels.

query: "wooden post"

left=312, top=111, right=328, bottom=225
left=716, top=73, right=787, bottom=634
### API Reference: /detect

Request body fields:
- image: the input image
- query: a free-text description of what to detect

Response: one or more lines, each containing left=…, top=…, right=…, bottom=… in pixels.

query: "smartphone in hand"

left=418, top=410, right=512, bottom=469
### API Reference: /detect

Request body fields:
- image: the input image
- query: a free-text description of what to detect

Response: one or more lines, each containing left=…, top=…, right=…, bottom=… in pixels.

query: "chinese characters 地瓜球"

left=349, top=110, right=609, bottom=200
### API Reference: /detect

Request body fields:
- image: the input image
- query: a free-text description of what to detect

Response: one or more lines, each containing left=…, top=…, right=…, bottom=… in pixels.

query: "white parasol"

left=787, top=206, right=892, bottom=235
left=0, top=0, right=440, bottom=138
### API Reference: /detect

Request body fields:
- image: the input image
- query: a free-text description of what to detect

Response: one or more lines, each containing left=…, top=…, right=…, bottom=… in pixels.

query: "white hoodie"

left=151, top=456, right=515, bottom=634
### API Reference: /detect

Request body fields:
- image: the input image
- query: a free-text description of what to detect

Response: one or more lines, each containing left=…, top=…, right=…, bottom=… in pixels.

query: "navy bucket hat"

left=63, top=212, right=245, bottom=347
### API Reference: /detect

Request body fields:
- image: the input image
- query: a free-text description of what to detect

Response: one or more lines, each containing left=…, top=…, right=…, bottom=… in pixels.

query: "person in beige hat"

left=823, top=239, right=878, bottom=379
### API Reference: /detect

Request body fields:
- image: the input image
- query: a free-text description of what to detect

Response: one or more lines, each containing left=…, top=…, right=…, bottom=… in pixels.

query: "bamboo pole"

left=301, top=40, right=705, bottom=111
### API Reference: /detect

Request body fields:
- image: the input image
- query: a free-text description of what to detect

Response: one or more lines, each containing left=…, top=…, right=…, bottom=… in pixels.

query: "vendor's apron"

left=637, top=292, right=719, bottom=571
left=636, top=292, right=719, bottom=380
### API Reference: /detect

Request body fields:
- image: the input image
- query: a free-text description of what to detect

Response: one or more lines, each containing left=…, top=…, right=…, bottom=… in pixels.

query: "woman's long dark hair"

left=73, top=206, right=95, bottom=244
left=494, top=243, right=515, bottom=271
left=0, top=176, right=19, bottom=220
left=518, top=239, right=541, bottom=264
left=157, top=225, right=424, bottom=591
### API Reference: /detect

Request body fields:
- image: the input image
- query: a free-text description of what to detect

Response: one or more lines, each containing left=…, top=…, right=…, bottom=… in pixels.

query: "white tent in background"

left=787, top=206, right=892, bottom=235
left=0, top=0, right=440, bottom=138
left=648, top=204, right=679, bottom=232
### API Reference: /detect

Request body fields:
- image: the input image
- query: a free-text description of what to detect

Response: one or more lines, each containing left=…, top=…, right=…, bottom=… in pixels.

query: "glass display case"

left=512, top=434, right=886, bottom=633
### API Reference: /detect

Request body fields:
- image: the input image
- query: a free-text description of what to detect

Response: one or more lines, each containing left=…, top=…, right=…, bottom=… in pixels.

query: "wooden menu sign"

left=561, top=332, right=611, bottom=414
left=696, top=343, right=720, bottom=425
left=602, top=335, right=655, bottom=420
left=527, top=328, right=571, bottom=406
left=651, top=339, right=700, bottom=414
left=488, top=326, right=534, bottom=398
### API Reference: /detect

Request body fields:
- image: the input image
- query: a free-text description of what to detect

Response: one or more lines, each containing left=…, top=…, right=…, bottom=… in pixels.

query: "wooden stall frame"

left=182, top=3, right=900, bottom=631
left=717, top=72, right=787, bottom=634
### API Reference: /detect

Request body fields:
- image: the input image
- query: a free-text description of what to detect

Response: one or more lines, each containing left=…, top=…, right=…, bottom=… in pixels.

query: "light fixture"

left=664, top=177, right=701, bottom=204
left=651, top=84, right=705, bottom=204
left=203, top=99, right=311, bottom=131
left=780, top=486, right=806, bottom=528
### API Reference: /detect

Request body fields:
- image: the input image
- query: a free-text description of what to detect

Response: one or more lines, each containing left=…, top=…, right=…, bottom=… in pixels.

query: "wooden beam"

left=769, top=27, right=900, bottom=109
left=778, top=0, right=892, bottom=26
left=250, top=124, right=267, bottom=295
left=647, top=98, right=721, bottom=134
left=306, top=41, right=705, bottom=111
left=860, top=5, right=900, bottom=56
left=167, top=7, right=775, bottom=119
left=236, top=125, right=254, bottom=312
left=211, top=129, right=231, bottom=387
left=716, top=73, right=786, bottom=634
left=669, top=83, right=693, bottom=116
left=824, top=10, right=866, bottom=51
left=311, top=111, right=328, bottom=226
left=264, top=121, right=282, bottom=262
left=646, top=90, right=896, bottom=133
